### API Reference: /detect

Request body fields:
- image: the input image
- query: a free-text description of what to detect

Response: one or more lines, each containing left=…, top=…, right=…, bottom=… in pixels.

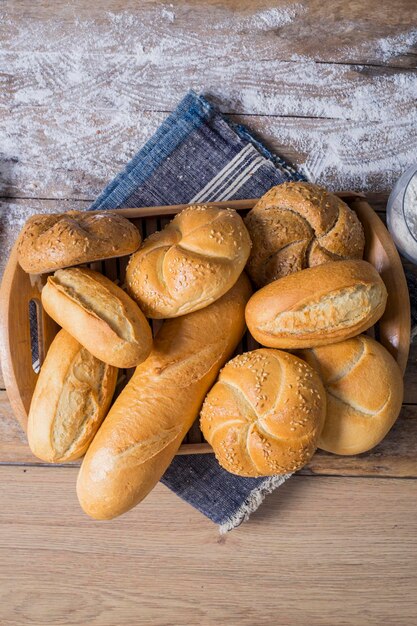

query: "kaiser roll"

left=17, top=211, right=141, bottom=274
left=125, top=205, right=252, bottom=318
left=298, top=335, right=403, bottom=454
left=245, top=260, right=387, bottom=349
left=200, top=349, right=326, bottom=477
left=245, top=182, right=365, bottom=286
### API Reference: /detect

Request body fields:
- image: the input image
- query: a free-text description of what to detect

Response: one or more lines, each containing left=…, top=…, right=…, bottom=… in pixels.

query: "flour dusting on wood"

left=1, top=5, right=416, bottom=205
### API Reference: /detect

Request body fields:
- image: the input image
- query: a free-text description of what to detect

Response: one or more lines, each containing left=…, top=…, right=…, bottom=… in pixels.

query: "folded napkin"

left=87, top=91, right=307, bottom=530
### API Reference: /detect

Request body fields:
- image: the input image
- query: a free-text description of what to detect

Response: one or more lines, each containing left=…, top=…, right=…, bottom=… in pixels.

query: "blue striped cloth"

left=89, top=91, right=303, bottom=530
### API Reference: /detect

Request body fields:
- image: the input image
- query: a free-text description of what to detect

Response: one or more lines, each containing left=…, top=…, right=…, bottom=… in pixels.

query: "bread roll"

left=41, top=267, right=153, bottom=368
left=298, top=336, right=403, bottom=454
left=125, top=205, right=252, bottom=318
left=27, top=330, right=118, bottom=463
left=200, top=349, right=326, bottom=477
left=246, top=260, right=387, bottom=349
left=245, top=182, right=365, bottom=287
left=17, top=211, right=141, bottom=274
left=76, top=274, right=252, bottom=520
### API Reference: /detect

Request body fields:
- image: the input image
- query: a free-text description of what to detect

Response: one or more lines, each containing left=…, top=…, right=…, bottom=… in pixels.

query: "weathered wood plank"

left=2, top=0, right=417, bottom=67
left=1, top=390, right=416, bottom=477
left=1, top=1, right=416, bottom=199
left=0, top=467, right=416, bottom=626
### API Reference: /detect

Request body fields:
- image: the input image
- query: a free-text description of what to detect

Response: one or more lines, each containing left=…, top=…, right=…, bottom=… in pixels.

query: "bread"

left=41, top=267, right=153, bottom=368
left=27, top=330, right=118, bottom=463
left=125, top=205, right=252, bottom=318
left=200, top=349, right=326, bottom=477
left=245, top=182, right=365, bottom=287
left=17, top=211, right=141, bottom=274
left=246, top=260, right=387, bottom=349
left=76, top=274, right=252, bottom=520
left=298, top=335, right=403, bottom=454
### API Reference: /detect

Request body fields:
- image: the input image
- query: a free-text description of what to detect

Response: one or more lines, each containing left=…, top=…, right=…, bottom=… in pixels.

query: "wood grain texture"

left=1, top=1, right=416, bottom=199
left=0, top=467, right=416, bottom=626
left=1, top=391, right=416, bottom=477
left=0, top=3, right=416, bottom=622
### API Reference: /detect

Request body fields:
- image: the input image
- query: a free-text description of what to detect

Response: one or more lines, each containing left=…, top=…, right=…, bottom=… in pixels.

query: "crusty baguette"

left=200, top=349, right=326, bottom=476
left=76, top=273, right=252, bottom=520
left=125, top=205, right=252, bottom=318
left=245, top=260, right=387, bottom=349
left=298, top=335, right=403, bottom=455
left=27, top=330, right=118, bottom=463
left=17, top=210, right=141, bottom=274
left=41, top=267, right=153, bottom=368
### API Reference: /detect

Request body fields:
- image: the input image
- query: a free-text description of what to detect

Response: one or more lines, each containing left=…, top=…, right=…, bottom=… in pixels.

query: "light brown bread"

left=246, top=260, right=387, bottom=349
left=41, top=267, right=153, bottom=368
left=76, top=274, right=252, bottom=520
left=200, top=349, right=326, bottom=477
left=17, top=211, right=141, bottom=274
left=125, top=205, right=252, bottom=318
left=27, top=329, right=118, bottom=463
left=298, top=335, right=403, bottom=454
left=245, top=182, right=365, bottom=287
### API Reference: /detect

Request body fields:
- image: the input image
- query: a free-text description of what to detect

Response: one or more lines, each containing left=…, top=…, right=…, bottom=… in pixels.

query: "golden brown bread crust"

left=298, top=336, right=403, bottom=454
left=76, top=274, right=252, bottom=520
left=125, top=205, right=252, bottom=318
left=41, top=267, right=153, bottom=368
left=17, top=211, right=141, bottom=274
left=245, top=260, right=387, bottom=349
left=200, top=349, right=326, bottom=477
left=27, top=330, right=118, bottom=463
left=245, top=182, right=365, bottom=287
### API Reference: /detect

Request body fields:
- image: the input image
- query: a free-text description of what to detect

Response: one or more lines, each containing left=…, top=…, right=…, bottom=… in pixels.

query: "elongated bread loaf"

left=17, top=211, right=141, bottom=274
left=41, top=267, right=153, bottom=368
left=246, top=260, right=387, bottom=349
left=200, top=349, right=326, bottom=476
left=298, top=335, right=403, bottom=454
left=125, top=205, right=252, bottom=318
left=76, top=274, right=252, bottom=520
left=27, top=330, right=118, bottom=463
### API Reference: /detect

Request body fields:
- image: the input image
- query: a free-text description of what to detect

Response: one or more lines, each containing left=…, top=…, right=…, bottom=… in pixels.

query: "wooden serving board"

left=0, top=194, right=410, bottom=455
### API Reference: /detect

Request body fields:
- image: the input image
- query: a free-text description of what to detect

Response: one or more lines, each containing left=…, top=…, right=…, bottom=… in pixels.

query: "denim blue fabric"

left=88, top=91, right=303, bottom=527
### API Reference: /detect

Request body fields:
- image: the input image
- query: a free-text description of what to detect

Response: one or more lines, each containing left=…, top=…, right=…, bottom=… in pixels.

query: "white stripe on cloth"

left=189, top=144, right=257, bottom=203
left=214, top=156, right=265, bottom=201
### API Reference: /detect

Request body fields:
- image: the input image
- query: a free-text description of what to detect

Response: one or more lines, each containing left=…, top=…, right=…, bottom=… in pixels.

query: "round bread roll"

left=41, top=267, right=153, bottom=368
left=200, top=349, right=326, bottom=477
left=28, top=329, right=118, bottom=463
left=125, top=205, right=252, bottom=318
left=298, top=336, right=403, bottom=455
left=245, top=182, right=365, bottom=286
left=17, top=211, right=141, bottom=274
left=245, top=260, right=387, bottom=349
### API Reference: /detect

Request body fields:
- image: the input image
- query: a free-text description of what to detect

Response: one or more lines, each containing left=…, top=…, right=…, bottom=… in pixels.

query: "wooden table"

left=1, top=2, right=416, bottom=624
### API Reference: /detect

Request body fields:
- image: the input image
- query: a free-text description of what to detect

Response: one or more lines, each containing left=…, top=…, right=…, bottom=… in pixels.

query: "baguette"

left=76, top=273, right=252, bottom=520
left=27, top=330, right=118, bottom=463
left=245, top=260, right=387, bottom=349
left=41, top=267, right=153, bottom=368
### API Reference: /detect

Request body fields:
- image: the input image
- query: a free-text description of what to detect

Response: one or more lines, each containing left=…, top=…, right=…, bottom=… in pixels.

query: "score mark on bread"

left=125, top=205, right=252, bottom=318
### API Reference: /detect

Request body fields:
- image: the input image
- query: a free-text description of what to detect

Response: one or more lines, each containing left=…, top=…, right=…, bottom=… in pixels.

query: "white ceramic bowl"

left=387, top=164, right=417, bottom=264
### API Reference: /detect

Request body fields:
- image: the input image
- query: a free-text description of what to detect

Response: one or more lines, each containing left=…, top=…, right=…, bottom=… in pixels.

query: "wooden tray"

left=0, top=194, right=411, bottom=455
